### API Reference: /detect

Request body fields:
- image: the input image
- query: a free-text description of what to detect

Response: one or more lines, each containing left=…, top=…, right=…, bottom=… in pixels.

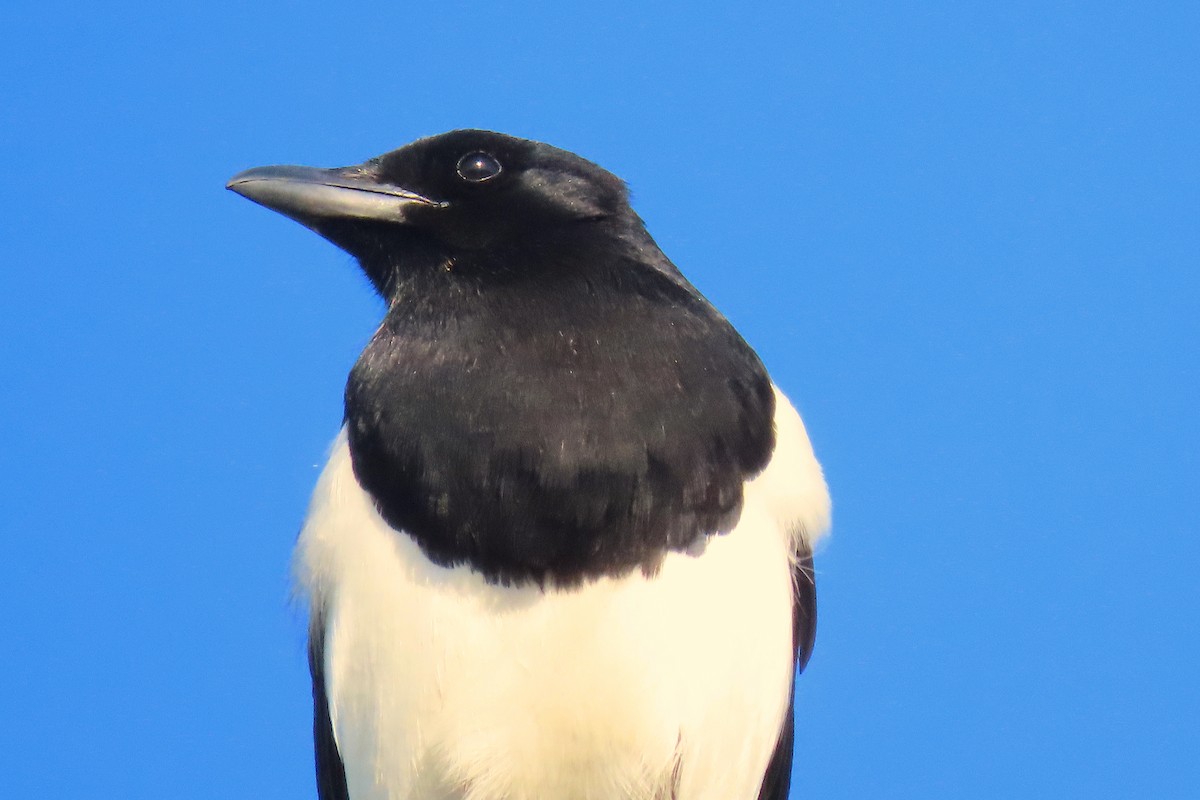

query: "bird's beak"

left=226, top=164, right=443, bottom=225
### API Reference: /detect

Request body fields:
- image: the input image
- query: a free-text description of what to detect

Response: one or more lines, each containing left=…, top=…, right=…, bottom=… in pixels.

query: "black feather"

left=308, top=614, right=349, bottom=800
left=758, top=548, right=818, bottom=800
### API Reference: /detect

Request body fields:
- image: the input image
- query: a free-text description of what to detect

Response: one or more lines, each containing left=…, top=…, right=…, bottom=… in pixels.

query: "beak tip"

left=226, top=169, right=258, bottom=194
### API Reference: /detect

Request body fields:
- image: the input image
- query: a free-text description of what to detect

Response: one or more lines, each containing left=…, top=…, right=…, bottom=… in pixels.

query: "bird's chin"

left=312, top=222, right=447, bottom=296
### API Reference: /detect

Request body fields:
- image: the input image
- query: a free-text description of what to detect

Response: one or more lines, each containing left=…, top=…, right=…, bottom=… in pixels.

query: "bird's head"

left=227, top=130, right=638, bottom=296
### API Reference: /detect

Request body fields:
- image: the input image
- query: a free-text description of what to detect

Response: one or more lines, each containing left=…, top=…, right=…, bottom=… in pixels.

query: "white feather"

left=295, top=386, right=829, bottom=800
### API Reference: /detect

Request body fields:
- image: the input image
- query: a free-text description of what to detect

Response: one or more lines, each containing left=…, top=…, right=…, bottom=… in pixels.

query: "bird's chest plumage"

left=342, top=270, right=776, bottom=586
left=297, top=431, right=800, bottom=800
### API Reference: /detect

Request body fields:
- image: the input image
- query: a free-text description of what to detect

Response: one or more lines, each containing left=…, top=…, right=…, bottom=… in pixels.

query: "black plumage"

left=344, top=225, right=775, bottom=587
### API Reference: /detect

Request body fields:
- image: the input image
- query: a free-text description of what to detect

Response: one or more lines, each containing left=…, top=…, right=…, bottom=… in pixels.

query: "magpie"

left=227, top=130, right=830, bottom=800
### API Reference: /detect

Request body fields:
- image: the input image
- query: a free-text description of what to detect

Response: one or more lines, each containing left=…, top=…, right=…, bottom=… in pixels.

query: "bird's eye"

left=456, top=151, right=502, bottom=183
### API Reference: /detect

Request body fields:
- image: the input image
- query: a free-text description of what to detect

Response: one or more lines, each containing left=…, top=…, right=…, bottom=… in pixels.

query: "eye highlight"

left=456, top=151, right=502, bottom=183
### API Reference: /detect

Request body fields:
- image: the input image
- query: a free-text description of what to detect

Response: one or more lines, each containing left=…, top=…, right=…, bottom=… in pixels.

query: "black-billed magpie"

left=228, top=130, right=830, bottom=800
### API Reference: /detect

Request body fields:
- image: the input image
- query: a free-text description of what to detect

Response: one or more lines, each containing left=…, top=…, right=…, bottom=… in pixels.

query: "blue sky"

left=2, top=2, right=1197, bottom=798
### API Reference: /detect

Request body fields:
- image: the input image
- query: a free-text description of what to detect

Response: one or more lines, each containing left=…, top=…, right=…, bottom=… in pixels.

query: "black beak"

left=226, top=164, right=443, bottom=226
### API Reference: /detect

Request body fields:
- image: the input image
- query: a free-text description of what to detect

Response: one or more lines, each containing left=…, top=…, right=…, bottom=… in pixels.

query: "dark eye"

left=456, top=151, right=502, bottom=183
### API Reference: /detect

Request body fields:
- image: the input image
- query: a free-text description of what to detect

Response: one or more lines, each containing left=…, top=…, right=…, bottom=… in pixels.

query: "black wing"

left=308, top=615, right=350, bottom=800
left=757, top=547, right=817, bottom=800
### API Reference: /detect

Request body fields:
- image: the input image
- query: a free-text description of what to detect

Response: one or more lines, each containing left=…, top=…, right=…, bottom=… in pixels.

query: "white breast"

left=295, top=388, right=829, bottom=800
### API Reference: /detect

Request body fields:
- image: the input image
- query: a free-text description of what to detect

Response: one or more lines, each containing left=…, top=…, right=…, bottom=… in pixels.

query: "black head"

left=227, top=130, right=639, bottom=296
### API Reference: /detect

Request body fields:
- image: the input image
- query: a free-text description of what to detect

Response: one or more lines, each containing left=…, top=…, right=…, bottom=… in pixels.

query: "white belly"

left=295, top=392, right=829, bottom=800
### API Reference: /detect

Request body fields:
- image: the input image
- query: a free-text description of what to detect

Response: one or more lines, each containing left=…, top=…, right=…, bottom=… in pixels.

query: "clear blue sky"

left=2, top=2, right=1196, bottom=798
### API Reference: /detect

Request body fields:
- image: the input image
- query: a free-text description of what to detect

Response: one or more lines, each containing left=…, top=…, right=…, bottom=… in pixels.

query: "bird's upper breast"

left=343, top=273, right=776, bottom=586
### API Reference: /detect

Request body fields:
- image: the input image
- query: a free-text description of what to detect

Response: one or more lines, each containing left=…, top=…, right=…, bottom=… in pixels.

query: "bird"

left=227, top=129, right=830, bottom=800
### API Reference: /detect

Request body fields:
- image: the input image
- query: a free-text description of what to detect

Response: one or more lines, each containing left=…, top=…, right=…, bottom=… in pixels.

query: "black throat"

left=343, top=220, right=775, bottom=586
